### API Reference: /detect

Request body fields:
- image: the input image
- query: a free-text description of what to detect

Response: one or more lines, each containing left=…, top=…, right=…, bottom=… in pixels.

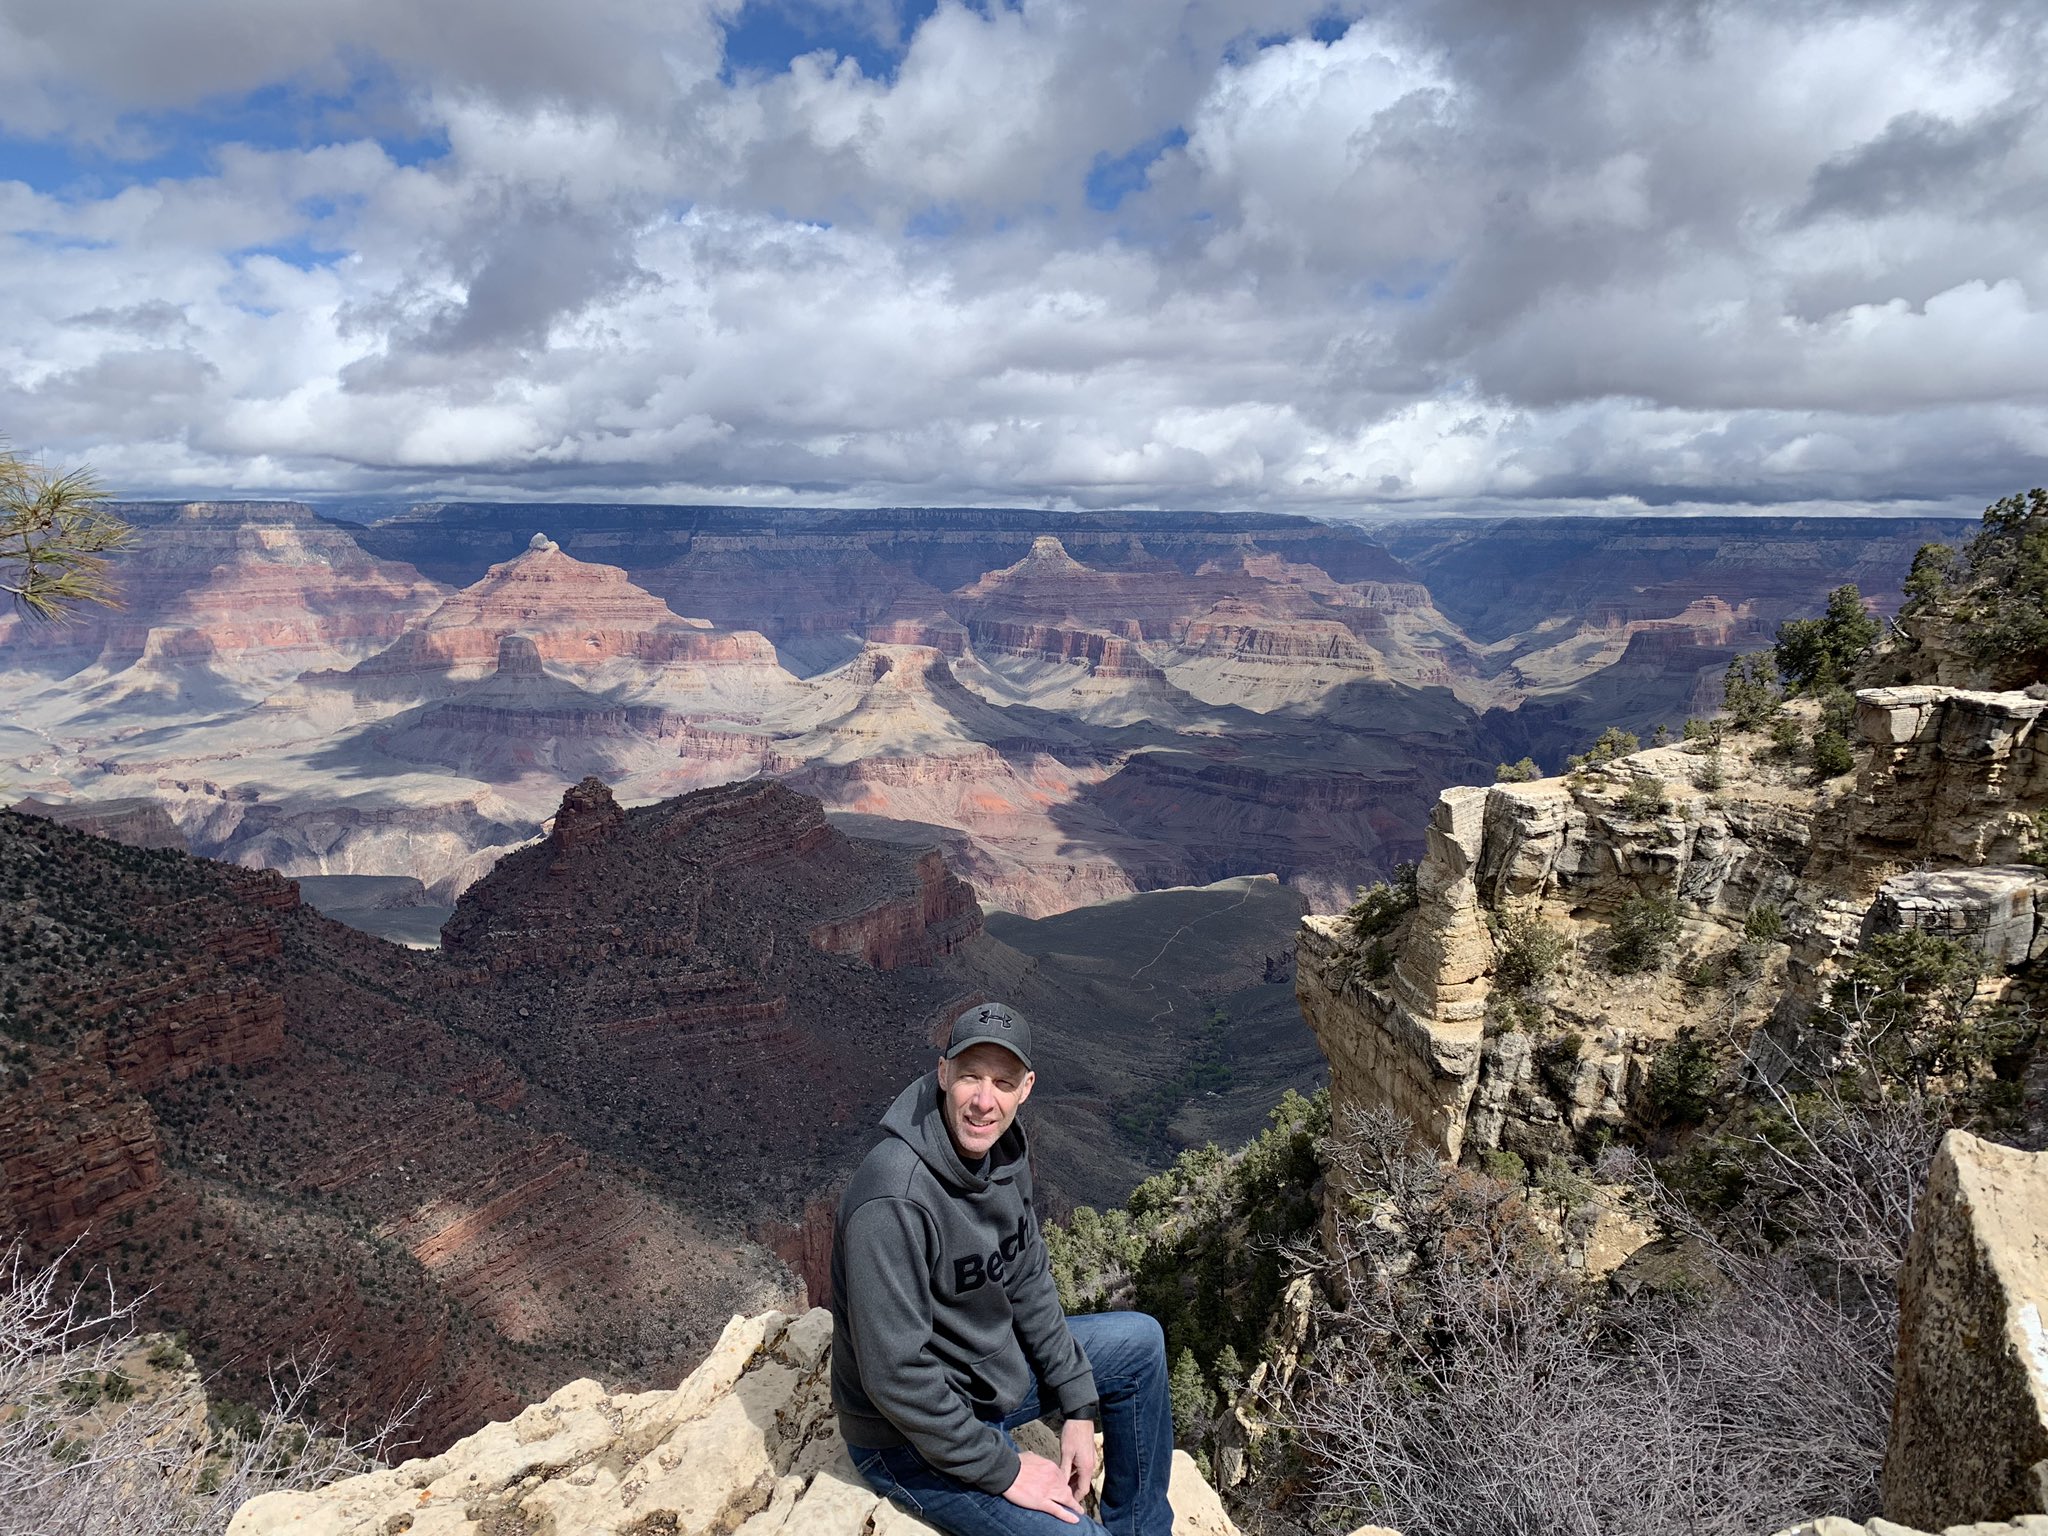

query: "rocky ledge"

left=229, top=1308, right=1242, bottom=1536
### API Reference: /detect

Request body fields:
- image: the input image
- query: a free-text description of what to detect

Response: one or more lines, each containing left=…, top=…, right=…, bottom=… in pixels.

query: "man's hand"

left=1004, top=1450, right=1083, bottom=1524
left=1059, top=1417, right=1099, bottom=1506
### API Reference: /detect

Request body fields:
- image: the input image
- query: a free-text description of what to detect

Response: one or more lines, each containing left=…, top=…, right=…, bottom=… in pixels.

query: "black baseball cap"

left=944, top=1002, right=1034, bottom=1071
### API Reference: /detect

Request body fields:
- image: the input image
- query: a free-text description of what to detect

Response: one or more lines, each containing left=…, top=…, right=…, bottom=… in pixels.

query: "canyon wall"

left=1298, top=683, right=2048, bottom=1164
left=9, top=502, right=1951, bottom=926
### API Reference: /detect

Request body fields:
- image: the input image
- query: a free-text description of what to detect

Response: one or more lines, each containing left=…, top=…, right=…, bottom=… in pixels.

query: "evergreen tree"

left=1772, top=584, right=1880, bottom=695
left=1, top=441, right=130, bottom=621
left=1168, top=1347, right=1214, bottom=1441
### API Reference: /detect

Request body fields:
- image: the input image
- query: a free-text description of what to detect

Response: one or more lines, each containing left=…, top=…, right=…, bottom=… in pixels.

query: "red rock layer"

left=348, top=543, right=781, bottom=688
left=0, top=810, right=801, bottom=1453
left=808, top=848, right=984, bottom=968
left=0, top=1047, right=166, bottom=1248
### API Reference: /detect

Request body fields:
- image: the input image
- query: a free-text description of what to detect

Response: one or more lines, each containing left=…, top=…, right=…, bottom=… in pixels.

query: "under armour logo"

left=978, top=1007, right=1006, bottom=1028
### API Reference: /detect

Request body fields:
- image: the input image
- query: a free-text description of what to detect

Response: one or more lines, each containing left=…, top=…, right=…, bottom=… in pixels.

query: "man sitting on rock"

left=832, top=1001, right=1175, bottom=1536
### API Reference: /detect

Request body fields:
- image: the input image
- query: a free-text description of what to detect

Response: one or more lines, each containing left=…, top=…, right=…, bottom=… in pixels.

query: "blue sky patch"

left=721, top=0, right=942, bottom=83
left=235, top=238, right=350, bottom=272
left=0, top=63, right=448, bottom=198
left=906, top=204, right=966, bottom=239
left=1086, top=128, right=1187, bottom=213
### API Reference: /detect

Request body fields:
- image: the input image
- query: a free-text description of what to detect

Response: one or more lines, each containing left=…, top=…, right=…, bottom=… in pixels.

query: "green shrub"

left=1769, top=715, right=1804, bottom=759
left=1689, top=752, right=1725, bottom=792
left=1811, top=728, right=1855, bottom=780
left=1491, top=910, right=1568, bottom=989
left=1619, top=776, right=1671, bottom=820
left=1773, top=585, right=1880, bottom=695
left=1645, top=1027, right=1718, bottom=1127
left=1050, top=1087, right=1328, bottom=1459
left=1607, top=895, right=1681, bottom=974
left=1825, top=930, right=2029, bottom=1091
left=1356, top=938, right=1395, bottom=984
left=1743, top=905, right=1784, bottom=944
left=1902, top=541, right=1960, bottom=607
left=1495, top=757, right=1541, bottom=783
left=1681, top=716, right=1725, bottom=749
left=1568, top=727, right=1639, bottom=771
left=1721, top=654, right=1782, bottom=731
left=1169, top=1348, right=1215, bottom=1439
left=1949, top=489, right=2048, bottom=680
left=1347, top=862, right=1419, bottom=943
left=1479, top=1149, right=1528, bottom=1184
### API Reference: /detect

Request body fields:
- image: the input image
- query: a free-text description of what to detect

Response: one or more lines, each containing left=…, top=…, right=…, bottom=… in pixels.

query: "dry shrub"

left=0, top=1243, right=418, bottom=1536
left=1276, top=1094, right=1940, bottom=1536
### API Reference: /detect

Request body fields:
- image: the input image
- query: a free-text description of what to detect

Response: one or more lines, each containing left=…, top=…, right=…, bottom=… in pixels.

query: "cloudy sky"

left=1, top=0, right=2043, bottom=515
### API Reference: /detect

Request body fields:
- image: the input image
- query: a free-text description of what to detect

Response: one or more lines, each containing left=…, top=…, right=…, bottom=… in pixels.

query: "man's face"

left=937, top=1042, right=1034, bottom=1162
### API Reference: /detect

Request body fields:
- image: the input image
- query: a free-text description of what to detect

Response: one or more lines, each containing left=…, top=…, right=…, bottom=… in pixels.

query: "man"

left=831, top=1001, right=1176, bottom=1536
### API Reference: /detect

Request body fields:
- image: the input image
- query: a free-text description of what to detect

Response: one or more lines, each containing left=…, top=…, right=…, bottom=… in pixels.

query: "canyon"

left=2, top=502, right=1961, bottom=922
left=0, top=779, right=989, bottom=1451
left=0, top=767, right=1311, bottom=1452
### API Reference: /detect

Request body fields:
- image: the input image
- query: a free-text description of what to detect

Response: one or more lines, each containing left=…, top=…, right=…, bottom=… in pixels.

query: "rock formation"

left=0, top=500, right=448, bottom=692
left=340, top=535, right=792, bottom=710
left=1884, top=1130, right=2048, bottom=1528
left=227, top=1307, right=1243, bottom=1536
left=1297, top=681, right=2048, bottom=1165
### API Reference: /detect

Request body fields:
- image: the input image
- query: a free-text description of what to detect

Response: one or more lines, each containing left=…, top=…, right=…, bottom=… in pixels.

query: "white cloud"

left=0, top=0, right=2042, bottom=512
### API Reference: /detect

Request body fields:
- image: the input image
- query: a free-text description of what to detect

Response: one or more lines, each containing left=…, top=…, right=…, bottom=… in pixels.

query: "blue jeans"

left=848, top=1310, right=1175, bottom=1536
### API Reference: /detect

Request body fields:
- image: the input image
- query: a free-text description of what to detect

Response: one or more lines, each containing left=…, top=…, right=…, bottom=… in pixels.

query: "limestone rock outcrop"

left=1884, top=1131, right=2048, bottom=1528
left=1297, top=684, right=2048, bottom=1162
left=1774, top=1513, right=2048, bottom=1536
left=228, top=1308, right=1242, bottom=1536
left=1296, top=732, right=1806, bottom=1162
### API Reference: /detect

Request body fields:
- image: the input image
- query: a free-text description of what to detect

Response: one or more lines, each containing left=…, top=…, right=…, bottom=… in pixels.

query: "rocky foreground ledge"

left=229, top=1307, right=1250, bottom=1536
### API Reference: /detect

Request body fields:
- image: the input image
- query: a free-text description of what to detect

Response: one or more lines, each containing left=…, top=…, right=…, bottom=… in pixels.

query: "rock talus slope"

left=229, top=1307, right=1242, bottom=1536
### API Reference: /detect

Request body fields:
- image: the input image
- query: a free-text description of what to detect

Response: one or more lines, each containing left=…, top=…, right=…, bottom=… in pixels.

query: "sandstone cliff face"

left=1885, top=1130, right=2048, bottom=1528
left=1297, top=683, right=2048, bottom=1162
left=228, top=1307, right=1243, bottom=1536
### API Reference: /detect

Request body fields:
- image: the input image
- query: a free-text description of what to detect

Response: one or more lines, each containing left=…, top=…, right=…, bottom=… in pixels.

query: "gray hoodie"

left=830, top=1073, right=1099, bottom=1493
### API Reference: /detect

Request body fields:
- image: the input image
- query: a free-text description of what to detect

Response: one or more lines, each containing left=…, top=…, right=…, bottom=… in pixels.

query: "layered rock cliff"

left=1298, top=681, right=2048, bottom=1163
left=0, top=500, right=448, bottom=690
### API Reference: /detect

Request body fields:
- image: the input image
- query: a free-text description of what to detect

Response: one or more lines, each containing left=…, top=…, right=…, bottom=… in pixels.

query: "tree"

left=1721, top=654, right=1781, bottom=731
left=1772, top=585, right=1880, bottom=696
left=1168, top=1346, right=1213, bottom=1442
left=1567, top=726, right=1639, bottom=771
left=1, top=442, right=131, bottom=621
